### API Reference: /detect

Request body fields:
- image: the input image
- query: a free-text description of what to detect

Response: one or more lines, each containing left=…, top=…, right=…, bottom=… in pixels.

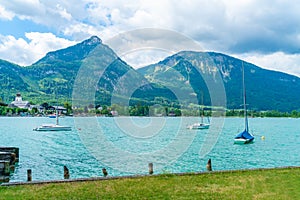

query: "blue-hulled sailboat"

left=234, top=62, right=254, bottom=144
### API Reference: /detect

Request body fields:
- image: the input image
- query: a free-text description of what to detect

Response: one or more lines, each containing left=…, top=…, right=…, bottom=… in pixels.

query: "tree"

left=64, top=102, right=72, bottom=115
left=174, top=108, right=182, bottom=116
left=41, top=102, right=49, bottom=110
left=101, top=108, right=109, bottom=115
left=31, top=107, right=38, bottom=115
left=291, top=110, right=299, bottom=118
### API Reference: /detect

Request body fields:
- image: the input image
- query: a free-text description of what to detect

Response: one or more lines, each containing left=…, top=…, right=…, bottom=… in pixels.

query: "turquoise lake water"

left=1, top=116, right=299, bottom=182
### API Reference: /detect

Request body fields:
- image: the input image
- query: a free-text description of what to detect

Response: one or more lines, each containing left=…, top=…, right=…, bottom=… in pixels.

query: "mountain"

left=138, top=51, right=300, bottom=111
left=1, top=36, right=300, bottom=112
left=0, top=36, right=174, bottom=106
left=29, top=36, right=174, bottom=106
left=34, top=36, right=102, bottom=65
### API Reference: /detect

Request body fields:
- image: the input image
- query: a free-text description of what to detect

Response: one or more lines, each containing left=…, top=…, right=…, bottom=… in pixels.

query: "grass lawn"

left=1, top=167, right=300, bottom=199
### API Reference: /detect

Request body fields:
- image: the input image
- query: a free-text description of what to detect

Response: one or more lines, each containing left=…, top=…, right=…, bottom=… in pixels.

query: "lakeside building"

left=47, top=106, right=67, bottom=114
left=9, top=93, right=30, bottom=109
left=3, top=93, right=69, bottom=116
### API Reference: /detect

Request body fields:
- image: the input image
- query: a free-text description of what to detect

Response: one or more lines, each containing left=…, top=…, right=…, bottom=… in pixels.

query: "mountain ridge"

left=138, top=51, right=300, bottom=111
left=0, top=36, right=300, bottom=112
left=33, top=36, right=102, bottom=65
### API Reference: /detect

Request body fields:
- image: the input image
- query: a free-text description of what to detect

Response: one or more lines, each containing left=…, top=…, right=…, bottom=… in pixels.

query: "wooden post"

left=0, top=161, right=10, bottom=176
left=206, top=159, right=212, bottom=171
left=27, top=169, right=32, bottom=181
left=10, top=153, right=16, bottom=165
left=102, top=168, right=108, bottom=177
left=0, top=175, right=9, bottom=183
left=64, top=166, right=70, bottom=179
left=148, top=163, right=153, bottom=175
left=10, top=163, right=15, bottom=172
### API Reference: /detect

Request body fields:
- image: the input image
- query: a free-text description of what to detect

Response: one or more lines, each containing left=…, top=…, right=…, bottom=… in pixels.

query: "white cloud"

left=0, top=32, right=75, bottom=66
left=239, top=52, right=300, bottom=77
left=56, top=4, right=72, bottom=21
left=63, top=23, right=99, bottom=39
left=2, top=0, right=300, bottom=52
left=0, top=0, right=45, bottom=20
left=120, top=49, right=170, bottom=69
left=105, top=28, right=204, bottom=69
left=0, top=5, right=15, bottom=20
left=0, top=0, right=300, bottom=76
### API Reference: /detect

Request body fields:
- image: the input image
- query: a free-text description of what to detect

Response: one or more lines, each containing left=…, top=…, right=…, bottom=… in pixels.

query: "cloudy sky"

left=0, top=0, right=300, bottom=76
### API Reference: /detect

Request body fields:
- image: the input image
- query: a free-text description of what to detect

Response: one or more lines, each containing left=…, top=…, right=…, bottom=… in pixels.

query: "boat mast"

left=242, top=62, right=248, bottom=132
left=55, top=88, right=59, bottom=125
left=201, top=92, right=204, bottom=124
left=56, top=108, right=59, bottom=125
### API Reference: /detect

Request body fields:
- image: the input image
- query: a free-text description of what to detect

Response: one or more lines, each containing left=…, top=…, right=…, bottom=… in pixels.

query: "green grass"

left=1, top=168, right=300, bottom=200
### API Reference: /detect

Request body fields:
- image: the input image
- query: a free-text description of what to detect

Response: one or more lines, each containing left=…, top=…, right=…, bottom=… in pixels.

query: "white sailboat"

left=187, top=94, right=210, bottom=130
left=187, top=121, right=210, bottom=130
left=234, top=62, right=254, bottom=144
left=33, top=109, right=71, bottom=131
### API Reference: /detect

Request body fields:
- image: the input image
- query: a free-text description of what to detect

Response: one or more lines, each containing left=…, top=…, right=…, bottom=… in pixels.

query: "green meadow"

left=1, top=167, right=299, bottom=199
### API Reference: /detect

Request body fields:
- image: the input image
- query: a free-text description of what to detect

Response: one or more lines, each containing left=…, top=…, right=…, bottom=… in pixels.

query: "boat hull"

left=234, top=138, right=254, bottom=144
left=187, top=123, right=210, bottom=130
left=34, top=127, right=71, bottom=131
left=33, top=124, right=71, bottom=131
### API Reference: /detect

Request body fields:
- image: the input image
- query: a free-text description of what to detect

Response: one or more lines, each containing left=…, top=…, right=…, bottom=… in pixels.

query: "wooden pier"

left=0, top=147, right=19, bottom=162
left=0, top=147, right=19, bottom=183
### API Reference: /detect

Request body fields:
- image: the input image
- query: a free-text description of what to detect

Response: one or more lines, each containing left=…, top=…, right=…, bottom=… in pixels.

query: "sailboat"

left=187, top=94, right=210, bottom=130
left=33, top=109, right=71, bottom=131
left=234, top=62, right=254, bottom=144
left=187, top=120, right=210, bottom=130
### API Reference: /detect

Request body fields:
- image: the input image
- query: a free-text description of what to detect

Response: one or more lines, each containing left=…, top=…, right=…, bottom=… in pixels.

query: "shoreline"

left=2, top=166, right=299, bottom=186
left=0, top=115, right=299, bottom=118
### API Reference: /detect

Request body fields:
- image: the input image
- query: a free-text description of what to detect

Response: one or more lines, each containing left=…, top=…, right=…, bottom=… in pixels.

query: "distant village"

left=0, top=93, right=69, bottom=117
left=0, top=93, right=119, bottom=117
left=1, top=93, right=299, bottom=118
left=0, top=93, right=176, bottom=117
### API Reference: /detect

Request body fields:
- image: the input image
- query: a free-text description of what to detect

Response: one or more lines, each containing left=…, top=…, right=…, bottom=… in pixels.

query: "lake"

left=1, top=116, right=299, bottom=182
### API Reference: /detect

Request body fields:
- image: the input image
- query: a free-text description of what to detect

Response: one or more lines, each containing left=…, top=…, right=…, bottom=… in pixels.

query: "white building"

left=10, top=93, right=30, bottom=109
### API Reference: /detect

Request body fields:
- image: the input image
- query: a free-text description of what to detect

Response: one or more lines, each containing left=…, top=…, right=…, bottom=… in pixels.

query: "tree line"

left=1, top=101, right=300, bottom=118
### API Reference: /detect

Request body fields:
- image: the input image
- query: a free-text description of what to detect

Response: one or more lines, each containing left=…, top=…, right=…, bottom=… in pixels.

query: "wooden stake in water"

left=27, top=169, right=32, bottom=181
left=64, top=166, right=70, bottom=179
left=102, top=168, right=108, bottom=177
left=206, top=159, right=212, bottom=171
left=149, top=163, right=154, bottom=175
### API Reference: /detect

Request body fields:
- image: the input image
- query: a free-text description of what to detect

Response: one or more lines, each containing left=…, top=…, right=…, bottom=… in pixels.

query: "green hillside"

left=0, top=36, right=174, bottom=107
left=138, top=51, right=300, bottom=111
left=1, top=36, right=300, bottom=111
left=0, top=59, right=32, bottom=102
